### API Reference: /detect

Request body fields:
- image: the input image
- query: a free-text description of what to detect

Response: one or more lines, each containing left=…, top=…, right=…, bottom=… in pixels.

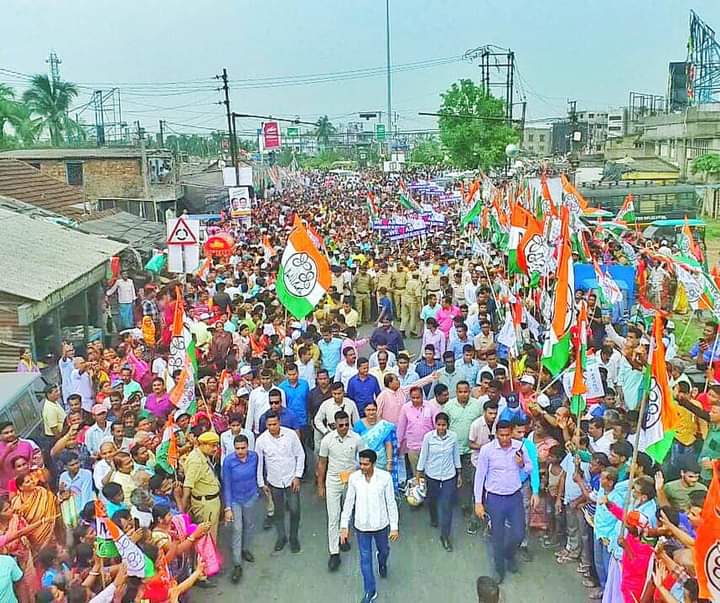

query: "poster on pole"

left=166, top=218, right=200, bottom=274
left=228, top=186, right=252, bottom=218
left=263, top=121, right=281, bottom=150
left=222, top=166, right=253, bottom=187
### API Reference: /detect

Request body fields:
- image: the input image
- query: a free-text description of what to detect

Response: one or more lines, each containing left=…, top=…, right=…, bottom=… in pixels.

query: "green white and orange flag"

left=366, top=192, right=379, bottom=220
left=570, top=301, right=588, bottom=415
left=542, top=207, right=574, bottom=375
left=638, top=316, right=680, bottom=464
left=695, top=460, right=720, bottom=601
left=398, top=179, right=421, bottom=212
left=508, top=203, right=538, bottom=275
left=156, top=414, right=179, bottom=474
left=276, top=222, right=332, bottom=319
left=560, top=173, right=588, bottom=213
left=167, top=288, right=197, bottom=414
left=95, top=500, right=154, bottom=578
left=592, top=260, right=623, bottom=306
left=677, top=215, right=701, bottom=260
left=615, top=193, right=636, bottom=223
left=517, top=212, right=546, bottom=286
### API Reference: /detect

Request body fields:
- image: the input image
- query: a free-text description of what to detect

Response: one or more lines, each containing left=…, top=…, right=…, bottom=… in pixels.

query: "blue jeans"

left=426, top=475, right=457, bottom=538
left=357, top=526, right=390, bottom=595
left=485, top=490, right=525, bottom=577
left=593, top=536, right=611, bottom=589
left=230, top=500, right=257, bottom=566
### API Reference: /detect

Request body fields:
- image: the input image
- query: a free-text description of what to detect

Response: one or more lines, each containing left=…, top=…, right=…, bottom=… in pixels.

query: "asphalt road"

left=212, top=329, right=587, bottom=602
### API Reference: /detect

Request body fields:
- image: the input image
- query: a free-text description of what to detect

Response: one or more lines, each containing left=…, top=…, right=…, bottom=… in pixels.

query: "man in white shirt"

left=334, top=347, right=359, bottom=389
left=255, top=414, right=305, bottom=553
left=106, top=272, right=137, bottom=330
left=317, top=410, right=362, bottom=571
left=315, top=382, right=360, bottom=437
left=85, top=405, right=113, bottom=459
left=70, top=357, right=95, bottom=412
left=246, top=370, right=286, bottom=434
left=598, top=344, right=621, bottom=389
left=340, top=449, right=399, bottom=603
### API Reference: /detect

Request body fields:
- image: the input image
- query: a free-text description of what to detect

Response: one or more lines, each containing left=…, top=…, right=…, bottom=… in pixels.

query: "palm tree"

left=22, top=74, right=80, bottom=145
left=6, top=103, right=41, bottom=146
left=315, top=115, right=336, bottom=150
left=0, top=84, right=16, bottom=145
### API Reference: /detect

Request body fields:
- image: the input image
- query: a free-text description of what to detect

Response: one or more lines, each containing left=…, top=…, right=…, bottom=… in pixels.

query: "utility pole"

left=385, top=0, right=392, bottom=159
left=568, top=99, right=578, bottom=166
left=47, top=51, right=62, bottom=85
left=136, top=121, right=150, bottom=201
left=159, top=120, right=165, bottom=148
left=217, top=68, right=237, bottom=184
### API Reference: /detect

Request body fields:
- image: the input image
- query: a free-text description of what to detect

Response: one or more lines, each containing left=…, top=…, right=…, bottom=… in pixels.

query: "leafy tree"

left=438, top=79, right=518, bottom=170
left=22, top=75, right=82, bottom=145
left=691, top=153, right=720, bottom=175
left=315, top=115, right=336, bottom=149
left=410, top=138, right=445, bottom=166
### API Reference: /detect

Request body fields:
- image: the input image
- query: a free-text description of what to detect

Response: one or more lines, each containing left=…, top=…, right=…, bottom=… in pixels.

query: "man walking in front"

left=340, top=449, right=399, bottom=603
left=474, top=420, right=532, bottom=584
left=256, top=413, right=305, bottom=553
left=317, top=410, right=361, bottom=571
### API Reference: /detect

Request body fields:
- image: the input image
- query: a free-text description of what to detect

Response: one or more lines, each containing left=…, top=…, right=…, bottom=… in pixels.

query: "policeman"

left=401, top=270, right=422, bottom=338
left=352, top=264, right=373, bottom=324
left=391, top=262, right=408, bottom=318
left=183, top=431, right=222, bottom=540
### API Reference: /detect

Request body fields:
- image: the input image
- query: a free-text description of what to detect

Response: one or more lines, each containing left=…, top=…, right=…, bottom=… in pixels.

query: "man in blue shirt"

left=347, top=358, right=381, bottom=416
left=259, top=392, right=301, bottom=434
left=0, top=554, right=22, bottom=603
left=369, top=318, right=405, bottom=356
left=58, top=452, right=94, bottom=512
left=279, top=364, right=310, bottom=428
left=319, top=328, right=344, bottom=376
left=414, top=345, right=444, bottom=397
left=222, top=434, right=260, bottom=583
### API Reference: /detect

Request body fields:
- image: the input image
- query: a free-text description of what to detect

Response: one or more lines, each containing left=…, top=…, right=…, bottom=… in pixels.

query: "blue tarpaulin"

left=574, top=263, right=637, bottom=311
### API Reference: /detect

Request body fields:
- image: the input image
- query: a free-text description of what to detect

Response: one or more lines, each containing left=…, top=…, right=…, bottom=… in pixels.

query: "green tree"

left=691, top=153, right=720, bottom=176
left=0, top=84, right=16, bottom=146
left=410, top=138, right=445, bottom=166
left=315, top=115, right=336, bottom=149
left=438, top=79, right=518, bottom=170
left=22, top=74, right=82, bottom=145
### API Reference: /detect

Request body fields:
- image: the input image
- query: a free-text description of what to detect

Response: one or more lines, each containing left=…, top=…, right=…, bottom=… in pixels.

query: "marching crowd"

left=1, top=169, right=718, bottom=603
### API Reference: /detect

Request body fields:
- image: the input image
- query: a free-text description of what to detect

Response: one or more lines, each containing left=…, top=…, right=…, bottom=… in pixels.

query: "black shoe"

left=518, top=546, right=533, bottom=562
left=241, top=550, right=255, bottom=563
left=507, top=557, right=519, bottom=574
left=290, top=539, right=301, bottom=553
left=377, top=552, right=387, bottom=578
left=230, top=566, right=242, bottom=583
left=328, top=554, right=341, bottom=571
left=274, top=537, right=288, bottom=552
left=339, top=540, right=351, bottom=552
left=492, top=570, right=505, bottom=585
left=263, top=515, right=274, bottom=530
left=430, top=516, right=439, bottom=528
left=197, top=580, right=217, bottom=589
left=441, top=536, right=453, bottom=552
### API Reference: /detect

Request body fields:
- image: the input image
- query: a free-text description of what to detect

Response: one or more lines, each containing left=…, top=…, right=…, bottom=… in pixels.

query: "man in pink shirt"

left=377, top=372, right=438, bottom=426
left=397, top=386, right=439, bottom=478
left=435, top=296, right=461, bottom=337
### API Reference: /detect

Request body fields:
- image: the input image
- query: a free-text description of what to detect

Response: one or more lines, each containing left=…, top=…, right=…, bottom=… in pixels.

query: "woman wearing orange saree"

left=10, top=470, right=60, bottom=547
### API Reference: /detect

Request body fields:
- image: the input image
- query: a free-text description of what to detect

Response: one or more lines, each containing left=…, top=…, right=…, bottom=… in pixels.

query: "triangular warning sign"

left=167, top=217, right=197, bottom=246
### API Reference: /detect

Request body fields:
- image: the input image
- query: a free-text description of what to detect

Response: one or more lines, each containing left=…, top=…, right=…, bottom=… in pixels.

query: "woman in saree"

left=11, top=470, right=60, bottom=548
left=352, top=401, right=399, bottom=490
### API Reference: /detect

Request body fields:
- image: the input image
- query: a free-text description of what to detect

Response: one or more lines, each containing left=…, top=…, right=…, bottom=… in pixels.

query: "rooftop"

left=0, top=147, right=171, bottom=161
left=0, top=159, right=85, bottom=217
left=75, top=209, right=166, bottom=252
left=0, top=206, right=125, bottom=301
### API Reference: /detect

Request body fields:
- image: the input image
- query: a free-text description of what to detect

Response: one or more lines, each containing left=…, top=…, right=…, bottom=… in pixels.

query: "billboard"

left=263, top=121, right=281, bottom=150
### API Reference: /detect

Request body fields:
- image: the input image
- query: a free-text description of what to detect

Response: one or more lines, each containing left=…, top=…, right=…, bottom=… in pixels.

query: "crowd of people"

left=2, top=168, right=719, bottom=603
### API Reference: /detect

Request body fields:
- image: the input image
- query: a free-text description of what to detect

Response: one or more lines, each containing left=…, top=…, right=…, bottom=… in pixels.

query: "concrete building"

left=607, top=109, right=628, bottom=139
left=0, top=147, right=181, bottom=222
left=576, top=110, right=609, bottom=154
left=522, top=125, right=553, bottom=156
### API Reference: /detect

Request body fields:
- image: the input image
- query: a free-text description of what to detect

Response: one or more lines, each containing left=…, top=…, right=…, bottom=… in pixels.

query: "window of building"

left=609, top=115, right=622, bottom=121
left=538, top=134, right=545, bottom=142
left=66, top=161, right=83, bottom=185
left=527, top=134, right=534, bottom=142
left=588, top=113, right=595, bottom=118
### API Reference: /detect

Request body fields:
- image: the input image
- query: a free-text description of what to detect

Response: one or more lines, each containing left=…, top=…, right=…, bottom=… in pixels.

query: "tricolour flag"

left=168, top=289, right=197, bottom=414
left=508, top=203, right=536, bottom=274
left=366, top=192, right=379, bottom=219
left=156, top=414, right=179, bottom=474
left=677, top=215, right=701, bottom=261
left=560, top=174, right=588, bottom=213
left=615, top=193, right=635, bottom=223
left=592, top=260, right=623, bottom=306
left=460, top=197, right=482, bottom=229
left=695, top=460, right=720, bottom=601
left=638, top=316, right=680, bottom=464
left=398, top=180, right=421, bottom=212
left=95, top=500, right=154, bottom=578
left=542, top=207, right=574, bottom=375
left=570, top=301, right=588, bottom=416
left=516, top=212, right=546, bottom=285
left=276, top=222, right=332, bottom=319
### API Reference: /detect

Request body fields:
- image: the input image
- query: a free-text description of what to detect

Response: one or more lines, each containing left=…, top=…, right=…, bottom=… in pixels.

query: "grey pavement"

left=212, top=330, right=587, bottom=602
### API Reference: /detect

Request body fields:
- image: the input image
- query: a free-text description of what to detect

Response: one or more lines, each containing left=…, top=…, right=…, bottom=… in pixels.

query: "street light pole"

left=385, top=0, right=392, bottom=158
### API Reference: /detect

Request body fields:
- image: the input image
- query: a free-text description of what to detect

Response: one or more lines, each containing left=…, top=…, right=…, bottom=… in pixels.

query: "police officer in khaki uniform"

left=401, top=270, right=422, bottom=337
left=391, top=263, right=407, bottom=317
left=182, top=431, right=222, bottom=540
left=425, top=265, right=442, bottom=304
left=352, top=264, right=373, bottom=324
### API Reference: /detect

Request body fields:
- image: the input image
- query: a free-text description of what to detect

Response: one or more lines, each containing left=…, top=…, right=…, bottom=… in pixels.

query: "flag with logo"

left=695, top=460, right=720, bottom=601
left=156, top=414, right=179, bottom=474
left=615, top=193, right=635, bottom=223
left=560, top=173, right=588, bottom=214
left=592, top=260, right=623, bottom=306
left=276, top=222, right=332, bottom=319
left=168, top=289, right=197, bottom=414
left=542, top=207, right=574, bottom=375
left=677, top=216, right=702, bottom=261
left=517, top=213, right=547, bottom=286
left=95, top=500, right=154, bottom=577
left=570, top=301, right=588, bottom=415
left=508, top=203, right=536, bottom=274
left=398, top=180, right=422, bottom=212
left=638, top=316, right=680, bottom=464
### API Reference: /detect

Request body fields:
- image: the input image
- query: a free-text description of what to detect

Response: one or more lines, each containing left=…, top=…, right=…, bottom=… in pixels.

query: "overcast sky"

left=2, top=0, right=719, bottom=136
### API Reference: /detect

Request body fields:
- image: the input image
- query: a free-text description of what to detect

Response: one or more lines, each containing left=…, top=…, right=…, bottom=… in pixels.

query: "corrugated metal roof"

left=0, top=159, right=85, bottom=217
left=0, top=148, right=170, bottom=160
left=76, top=209, right=166, bottom=251
left=0, top=206, right=126, bottom=301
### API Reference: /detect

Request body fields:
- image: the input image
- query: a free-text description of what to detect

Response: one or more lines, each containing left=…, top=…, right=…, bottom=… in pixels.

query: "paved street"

left=212, top=491, right=588, bottom=602
left=212, top=329, right=586, bottom=603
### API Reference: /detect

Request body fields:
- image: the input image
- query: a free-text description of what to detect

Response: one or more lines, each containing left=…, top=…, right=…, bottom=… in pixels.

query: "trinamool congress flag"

left=695, top=460, right=720, bottom=601
left=276, top=222, right=331, bottom=319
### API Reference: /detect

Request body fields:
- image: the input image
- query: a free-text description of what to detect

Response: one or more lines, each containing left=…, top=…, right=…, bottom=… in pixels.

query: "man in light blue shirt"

left=59, top=452, right=95, bottom=516
left=278, top=364, right=310, bottom=427
left=318, top=330, right=343, bottom=376
left=0, top=554, right=22, bottom=603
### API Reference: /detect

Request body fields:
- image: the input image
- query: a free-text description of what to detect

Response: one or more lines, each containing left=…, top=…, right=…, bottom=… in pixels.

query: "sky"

left=2, top=0, right=720, bottom=139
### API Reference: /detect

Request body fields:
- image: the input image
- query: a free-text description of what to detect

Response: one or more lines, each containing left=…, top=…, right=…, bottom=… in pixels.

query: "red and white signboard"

left=166, top=217, right=200, bottom=273
left=263, top=121, right=281, bottom=150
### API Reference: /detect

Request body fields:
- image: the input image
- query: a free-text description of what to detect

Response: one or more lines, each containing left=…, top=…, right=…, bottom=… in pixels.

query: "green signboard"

left=375, top=123, right=386, bottom=141
left=287, top=127, right=299, bottom=137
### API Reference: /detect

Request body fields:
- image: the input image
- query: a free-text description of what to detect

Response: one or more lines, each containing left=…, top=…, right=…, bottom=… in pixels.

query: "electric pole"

left=217, top=68, right=237, bottom=183
left=159, top=120, right=165, bottom=148
left=385, top=0, right=392, bottom=159
left=568, top=99, right=578, bottom=166
left=136, top=121, right=150, bottom=200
